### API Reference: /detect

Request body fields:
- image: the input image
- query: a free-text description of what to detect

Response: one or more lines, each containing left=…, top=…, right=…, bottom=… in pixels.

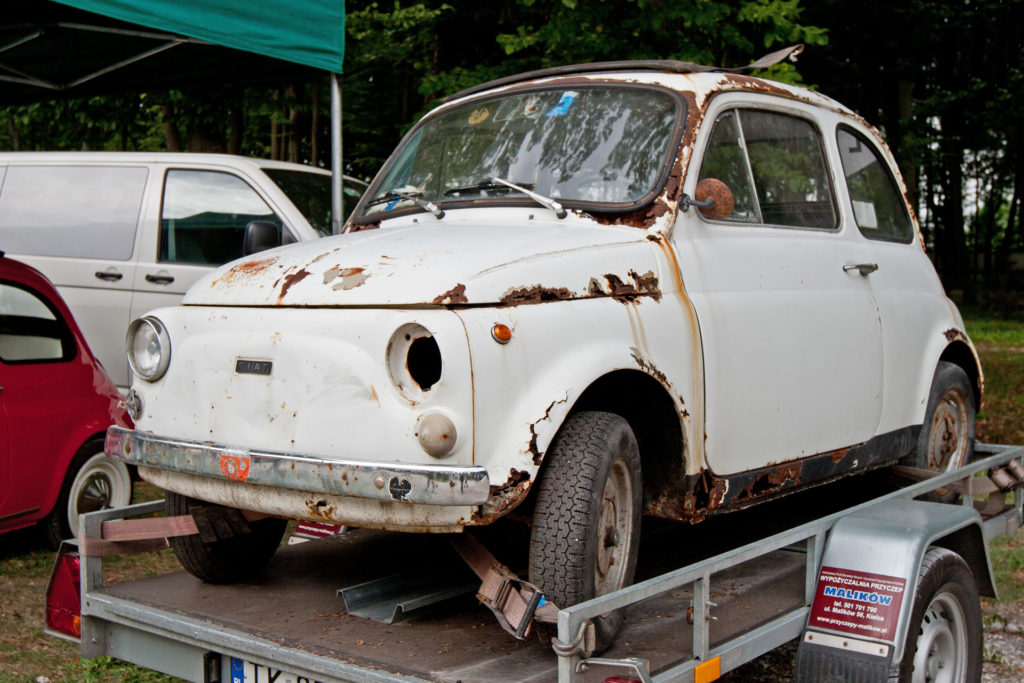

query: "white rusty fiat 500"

left=108, top=56, right=981, bottom=646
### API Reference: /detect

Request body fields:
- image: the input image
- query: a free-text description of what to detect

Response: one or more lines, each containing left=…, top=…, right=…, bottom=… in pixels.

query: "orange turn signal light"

left=491, top=323, right=512, bottom=344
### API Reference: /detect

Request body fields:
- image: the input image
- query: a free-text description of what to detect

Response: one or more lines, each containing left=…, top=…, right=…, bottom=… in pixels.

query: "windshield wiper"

left=367, top=190, right=444, bottom=219
left=444, top=179, right=535, bottom=196
left=489, top=177, right=566, bottom=219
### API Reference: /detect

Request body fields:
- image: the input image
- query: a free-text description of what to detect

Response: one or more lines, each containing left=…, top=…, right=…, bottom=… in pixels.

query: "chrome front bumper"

left=105, top=427, right=490, bottom=506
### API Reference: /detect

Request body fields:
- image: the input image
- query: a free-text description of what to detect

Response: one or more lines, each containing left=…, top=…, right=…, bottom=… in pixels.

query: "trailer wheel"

left=41, top=437, right=132, bottom=548
left=529, top=411, right=642, bottom=653
left=916, top=361, right=975, bottom=476
left=166, top=491, right=286, bottom=583
left=896, top=547, right=981, bottom=683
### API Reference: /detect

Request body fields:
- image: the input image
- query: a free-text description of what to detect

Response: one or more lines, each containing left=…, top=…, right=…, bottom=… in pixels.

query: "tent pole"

left=331, top=72, right=344, bottom=235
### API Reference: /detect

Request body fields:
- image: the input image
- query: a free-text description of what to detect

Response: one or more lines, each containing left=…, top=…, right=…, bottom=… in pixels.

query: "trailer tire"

left=529, top=411, right=641, bottom=654
left=915, top=361, right=975, bottom=476
left=895, top=547, right=981, bottom=682
left=166, top=491, right=286, bottom=584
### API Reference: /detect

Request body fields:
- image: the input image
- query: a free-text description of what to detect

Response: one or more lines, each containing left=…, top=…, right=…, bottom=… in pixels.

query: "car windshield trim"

left=353, top=83, right=686, bottom=224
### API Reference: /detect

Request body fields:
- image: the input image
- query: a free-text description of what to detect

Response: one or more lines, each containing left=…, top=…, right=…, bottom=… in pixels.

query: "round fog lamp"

left=126, top=316, right=171, bottom=382
left=417, top=413, right=456, bottom=458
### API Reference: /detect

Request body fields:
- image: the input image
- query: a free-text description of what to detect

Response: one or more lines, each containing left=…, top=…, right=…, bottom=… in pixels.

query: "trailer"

left=45, top=443, right=1024, bottom=683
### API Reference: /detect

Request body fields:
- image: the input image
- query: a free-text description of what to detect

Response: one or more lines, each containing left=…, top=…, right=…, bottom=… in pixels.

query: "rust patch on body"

left=305, top=498, right=338, bottom=522
left=528, top=396, right=568, bottom=465
left=433, top=284, right=468, bottom=305
left=631, top=349, right=669, bottom=385
left=323, top=266, right=369, bottom=291
left=278, top=268, right=311, bottom=302
left=500, top=285, right=574, bottom=306
left=604, top=270, right=662, bottom=303
left=472, top=469, right=532, bottom=524
left=944, top=328, right=966, bottom=343
left=212, top=257, right=278, bottom=287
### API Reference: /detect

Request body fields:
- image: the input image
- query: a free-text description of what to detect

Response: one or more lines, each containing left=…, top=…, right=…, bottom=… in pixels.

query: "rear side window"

left=0, top=165, right=146, bottom=260
left=0, top=281, right=74, bottom=363
left=699, top=109, right=838, bottom=229
left=836, top=127, right=914, bottom=242
left=160, top=170, right=286, bottom=265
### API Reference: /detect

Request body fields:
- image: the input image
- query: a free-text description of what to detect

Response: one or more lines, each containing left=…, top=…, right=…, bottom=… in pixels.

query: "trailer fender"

left=797, top=498, right=993, bottom=677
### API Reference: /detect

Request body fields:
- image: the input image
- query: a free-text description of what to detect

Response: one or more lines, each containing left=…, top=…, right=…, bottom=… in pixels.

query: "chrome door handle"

left=843, top=263, right=879, bottom=276
left=94, top=271, right=123, bottom=282
left=145, top=273, right=175, bottom=285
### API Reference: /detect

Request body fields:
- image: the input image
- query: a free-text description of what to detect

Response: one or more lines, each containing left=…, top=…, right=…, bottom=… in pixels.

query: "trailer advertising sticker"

left=809, top=566, right=906, bottom=640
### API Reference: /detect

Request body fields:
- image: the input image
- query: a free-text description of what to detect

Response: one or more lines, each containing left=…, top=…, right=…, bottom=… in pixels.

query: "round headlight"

left=126, top=316, right=171, bottom=382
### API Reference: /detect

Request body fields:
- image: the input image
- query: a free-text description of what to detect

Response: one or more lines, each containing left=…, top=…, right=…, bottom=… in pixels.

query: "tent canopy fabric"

left=0, top=1, right=344, bottom=105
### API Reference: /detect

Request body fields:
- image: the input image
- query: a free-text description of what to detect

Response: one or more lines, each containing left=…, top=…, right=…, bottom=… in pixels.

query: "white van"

left=0, top=152, right=365, bottom=388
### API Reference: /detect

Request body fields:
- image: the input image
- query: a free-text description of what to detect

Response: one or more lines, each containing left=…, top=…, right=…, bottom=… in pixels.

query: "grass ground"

left=1, top=314, right=1022, bottom=682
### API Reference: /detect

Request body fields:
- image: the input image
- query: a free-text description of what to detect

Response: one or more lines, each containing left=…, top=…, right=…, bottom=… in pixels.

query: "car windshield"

left=359, top=86, right=680, bottom=219
left=265, top=169, right=367, bottom=236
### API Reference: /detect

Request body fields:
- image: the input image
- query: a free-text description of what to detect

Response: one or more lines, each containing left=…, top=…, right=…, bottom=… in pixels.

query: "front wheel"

left=895, top=547, right=981, bottom=682
left=165, top=491, right=287, bottom=583
left=41, top=438, right=132, bottom=547
left=529, top=411, right=642, bottom=653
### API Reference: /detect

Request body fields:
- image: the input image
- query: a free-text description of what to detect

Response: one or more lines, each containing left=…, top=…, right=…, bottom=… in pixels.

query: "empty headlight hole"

left=387, top=323, right=443, bottom=397
left=408, top=336, right=441, bottom=391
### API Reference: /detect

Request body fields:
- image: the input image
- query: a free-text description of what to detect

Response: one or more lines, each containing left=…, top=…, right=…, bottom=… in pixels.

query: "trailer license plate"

left=230, top=656, right=321, bottom=683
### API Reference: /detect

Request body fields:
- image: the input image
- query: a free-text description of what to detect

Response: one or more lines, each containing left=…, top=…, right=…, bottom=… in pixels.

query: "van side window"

left=160, top=170, right=285, bottom=265
left=0, top=282, right=73, bottom=363
left=0, top=166, right=146, bottom=259
left=836, top=127, right=914, bottom=242
left=699, top=109, right=838, bottom=229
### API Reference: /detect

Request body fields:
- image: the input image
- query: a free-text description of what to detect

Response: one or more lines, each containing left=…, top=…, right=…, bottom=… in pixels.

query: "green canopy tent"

left=0, top=0, right=348, bottom=232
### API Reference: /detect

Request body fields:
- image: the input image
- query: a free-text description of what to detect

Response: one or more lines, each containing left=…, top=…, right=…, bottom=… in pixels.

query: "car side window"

left=0, top=165, right=146, bottom=260
left=699, top=109, right=838, bottom=229
left=160, top=170, right=285, bottom=265
left=0, top=282, right=73, bottom=363
left=836, top=127, right=914, bottom=242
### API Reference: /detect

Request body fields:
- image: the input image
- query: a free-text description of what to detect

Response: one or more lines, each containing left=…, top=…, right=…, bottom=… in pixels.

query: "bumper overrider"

left=104, top=426, right=490, bottom=506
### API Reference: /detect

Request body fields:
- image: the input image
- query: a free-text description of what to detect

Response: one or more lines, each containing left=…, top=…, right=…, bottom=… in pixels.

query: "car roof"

left=0, top=151, right=331, bottom=175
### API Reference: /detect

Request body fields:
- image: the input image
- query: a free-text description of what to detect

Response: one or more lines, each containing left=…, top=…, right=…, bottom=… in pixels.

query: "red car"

left=0, top=252, right=132, bottom=546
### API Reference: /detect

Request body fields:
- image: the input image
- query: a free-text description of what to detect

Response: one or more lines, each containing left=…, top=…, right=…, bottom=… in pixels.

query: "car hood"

left=184, top=216, right=665, bottom=307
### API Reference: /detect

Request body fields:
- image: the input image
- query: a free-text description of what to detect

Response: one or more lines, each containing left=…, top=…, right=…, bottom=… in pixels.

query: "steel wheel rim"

left=594, top=457, right=633, bottom=596
left=68, top=454, right=131, bottom=537
left=927, top=388, right=970, bottom=472
left=911, top=591, right=968, bottom=683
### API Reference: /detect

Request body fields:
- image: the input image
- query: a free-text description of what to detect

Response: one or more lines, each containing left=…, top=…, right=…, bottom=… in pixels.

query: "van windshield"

left=358, top=86, right=680, bottom=219
left=266, top=169, right=367, bottom=236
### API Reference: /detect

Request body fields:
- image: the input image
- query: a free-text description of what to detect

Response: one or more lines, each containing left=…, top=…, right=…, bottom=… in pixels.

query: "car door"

left=130, top=167, right=298, bottom=325
left=675, top=101, right=884, bottom=475
left=0, top=279, right=78, bottom=526
left=0, top=164, right=147, bottom=389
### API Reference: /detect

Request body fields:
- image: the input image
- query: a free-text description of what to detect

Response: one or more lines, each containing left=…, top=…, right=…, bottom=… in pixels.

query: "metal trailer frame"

left=70, top=443, right=1023, bottom=683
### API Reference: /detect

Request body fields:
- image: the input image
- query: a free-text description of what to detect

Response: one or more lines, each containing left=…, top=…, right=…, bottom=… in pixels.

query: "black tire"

left=165, top=491, right=287, bottom=583
left=529, top=411, right=642, bottom=653
left=895, top=547, right=982, bottom=682
left=40, top=437, right=133, bottom=548
left=915, top=361, right=976, bottom=474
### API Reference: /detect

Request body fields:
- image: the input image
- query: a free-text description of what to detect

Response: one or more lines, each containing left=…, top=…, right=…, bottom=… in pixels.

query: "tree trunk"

left=162, top=104, right=182, bottom=152
left=7, top=118, right=19, bottom=151
left=311, top=82, right=321, bottom=167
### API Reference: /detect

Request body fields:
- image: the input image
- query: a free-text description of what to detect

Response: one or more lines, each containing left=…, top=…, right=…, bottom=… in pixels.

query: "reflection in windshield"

left=361, top=87, right=679, bottom=218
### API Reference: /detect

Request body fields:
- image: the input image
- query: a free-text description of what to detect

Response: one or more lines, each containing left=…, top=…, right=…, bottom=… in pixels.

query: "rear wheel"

left=165, top=491, right=286, bottom=583
left=529, top=411, right=642, bottom=653
left=41, top=438, right=132, bottom=547
left=896, top=548, right=981, bottom=682
left=916, top=362, right=975, bottom=475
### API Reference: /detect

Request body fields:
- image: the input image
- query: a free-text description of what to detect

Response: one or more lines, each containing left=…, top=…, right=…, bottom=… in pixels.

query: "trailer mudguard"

left=796, top=498, right=994, bottom=679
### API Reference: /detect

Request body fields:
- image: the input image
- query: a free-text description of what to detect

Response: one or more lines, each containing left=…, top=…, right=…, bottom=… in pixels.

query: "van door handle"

left=94, top=271, right=123, bottom=282
left=843, top=263, right=879, bottom=276
left=145, top=273, right=175, bottom=285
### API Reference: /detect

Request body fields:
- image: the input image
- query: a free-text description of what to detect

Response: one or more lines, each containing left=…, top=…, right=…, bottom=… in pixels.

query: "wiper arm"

left=367, top=190, right=444, bottom=219
left=444, top=179, right=535, bottom=196
left=489, top=177, right=566, bottom=219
